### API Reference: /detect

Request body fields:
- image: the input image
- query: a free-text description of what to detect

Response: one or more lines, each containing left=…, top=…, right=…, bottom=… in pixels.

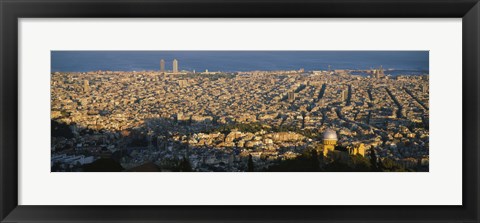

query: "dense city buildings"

left=51, top=60, right=429, bottom=172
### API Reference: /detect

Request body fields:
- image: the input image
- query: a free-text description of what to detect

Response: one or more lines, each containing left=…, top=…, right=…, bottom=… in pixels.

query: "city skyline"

left=51, top=51, right=429, bottom=172
left=51, top=51, right=429, bottom=73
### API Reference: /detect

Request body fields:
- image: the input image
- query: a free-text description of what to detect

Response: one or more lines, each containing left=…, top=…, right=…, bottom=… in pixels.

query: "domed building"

left=322, top=128, right=338, bottom=156
left=317, top=128, right=366, bottom=158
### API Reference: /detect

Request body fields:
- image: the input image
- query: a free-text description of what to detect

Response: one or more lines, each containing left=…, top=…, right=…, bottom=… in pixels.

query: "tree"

left=247, top=154, right=254, bottom=172
left=350, top=154, right=372, bottom=171
left=369, top=148, right=379, bottom=171
left=379, top=158, right=406, bottom=172
left=310, top=149, right=320, bottom=171
left=179, top=156, right=192, bottom=172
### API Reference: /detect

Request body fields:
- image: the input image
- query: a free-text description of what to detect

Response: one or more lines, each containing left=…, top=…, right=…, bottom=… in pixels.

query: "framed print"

left=1, top=0, right=479, bottom=222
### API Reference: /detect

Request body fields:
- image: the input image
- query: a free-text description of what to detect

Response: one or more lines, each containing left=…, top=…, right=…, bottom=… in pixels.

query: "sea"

left=51, top=51, right=429, bottom=76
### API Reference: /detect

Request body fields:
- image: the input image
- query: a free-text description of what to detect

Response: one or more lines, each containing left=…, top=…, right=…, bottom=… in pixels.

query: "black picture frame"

left=1, top=0, right=479, bottom=222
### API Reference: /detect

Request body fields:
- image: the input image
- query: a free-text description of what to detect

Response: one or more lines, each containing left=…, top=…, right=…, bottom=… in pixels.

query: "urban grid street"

left=51, top=59, right=429, bottom=172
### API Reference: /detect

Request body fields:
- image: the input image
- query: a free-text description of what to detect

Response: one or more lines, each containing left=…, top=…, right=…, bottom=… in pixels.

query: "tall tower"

left=322, top=129, right=337, bottom=156
left=173, top=59, right=178, bottom=73
left=288, top=92, right=296, bottom=102
left=378, top=65, right=385, bottom=78
left=160, top=59, right=165, bottom=73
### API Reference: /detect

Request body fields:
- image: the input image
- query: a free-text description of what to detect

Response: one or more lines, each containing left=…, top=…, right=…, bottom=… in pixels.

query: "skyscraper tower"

left=173, top=59, right=178, bottom=73
left=288, top=92, right=296, bottom=102
left=160, top=59, right=165, bottom=73
left=378, top=65, right=385, bottom=77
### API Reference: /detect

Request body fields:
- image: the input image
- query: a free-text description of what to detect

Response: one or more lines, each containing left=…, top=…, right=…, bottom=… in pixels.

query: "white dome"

left=323, top=129, right=337, bottom=140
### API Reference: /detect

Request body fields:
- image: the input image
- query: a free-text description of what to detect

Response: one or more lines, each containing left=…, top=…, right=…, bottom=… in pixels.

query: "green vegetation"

left=247, top=154, right=254, bottom=172
left=324, top=154, right=372, bottom=172
left=179, top=156, right=193, bottom=172
left=379, top=158, right=407, bottom=172
left=267, top=148, right=407, bottom=172
left=267, top=149, right=322, bottom=172
left=369, top=148, right=380, bottom=171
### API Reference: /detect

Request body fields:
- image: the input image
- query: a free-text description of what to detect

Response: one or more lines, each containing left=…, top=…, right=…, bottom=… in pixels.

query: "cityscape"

left=51, top=51, right=429, bottom=172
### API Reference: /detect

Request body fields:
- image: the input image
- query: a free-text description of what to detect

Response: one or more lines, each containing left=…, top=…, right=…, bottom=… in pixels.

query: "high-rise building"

left=173, top=59, right=178, bottom=73
left=288, top=92, right=296, bottom=102
left=373, top=66, right=385, bottom=78
left=160, top=59, right=165, bottom=73
left=83, top=80, right=89, bottom=93
left=340, top=89, right=348, bottom=102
